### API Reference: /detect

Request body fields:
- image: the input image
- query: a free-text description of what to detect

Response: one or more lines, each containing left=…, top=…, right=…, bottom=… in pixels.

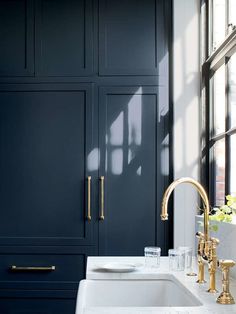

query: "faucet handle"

left=203, top=238, right=219, bottom=264
left=217, top=259, right=235, bottom=304
left=210, top=237, right=220, bottom=246
left=196, top=231, right=204, bottom=238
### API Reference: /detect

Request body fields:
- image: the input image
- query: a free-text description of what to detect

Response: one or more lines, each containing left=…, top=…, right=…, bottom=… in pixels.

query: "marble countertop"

left=78, top=256, right=236, bottom=314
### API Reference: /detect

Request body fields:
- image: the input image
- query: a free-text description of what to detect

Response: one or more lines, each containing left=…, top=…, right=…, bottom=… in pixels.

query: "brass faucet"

left=161, top=177, right=218, bottom=293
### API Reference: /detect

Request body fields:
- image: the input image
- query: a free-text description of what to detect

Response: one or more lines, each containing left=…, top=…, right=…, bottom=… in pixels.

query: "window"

left=201, top=0, right=236, bottom=206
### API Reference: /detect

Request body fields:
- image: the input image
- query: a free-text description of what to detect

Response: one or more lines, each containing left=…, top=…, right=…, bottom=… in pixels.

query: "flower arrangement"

left=210, top=195, right=236, bottom=223
left=198, top=195, right=236, bottom=232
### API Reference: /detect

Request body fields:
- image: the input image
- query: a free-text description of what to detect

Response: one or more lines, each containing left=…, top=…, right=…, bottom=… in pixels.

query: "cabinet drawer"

left=0, top=254, right=85, bottom=290
left=0, top=296, right=76, bottom=314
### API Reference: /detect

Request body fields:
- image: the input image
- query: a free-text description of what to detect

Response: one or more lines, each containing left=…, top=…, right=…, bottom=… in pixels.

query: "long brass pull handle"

left=100, top=176, right=105, bottom=220
left=87, top=176, right=92, bottom=221
left=10, top=266, right=56, bottom=272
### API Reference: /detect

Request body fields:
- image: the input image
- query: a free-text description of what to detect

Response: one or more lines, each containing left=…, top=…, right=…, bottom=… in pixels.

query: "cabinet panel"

left=99, top=86, right=169, bottom=255
left=0, top=296, right=76, bottom=314
left=0, top=253, right=84, bottom=290
left=0, top=0, right=34, bottom=76
left=99, top=0, right=166, bottom=76
left=0, top=84, right=95, bottom=246
left=36, top=0, right=93, bottom=76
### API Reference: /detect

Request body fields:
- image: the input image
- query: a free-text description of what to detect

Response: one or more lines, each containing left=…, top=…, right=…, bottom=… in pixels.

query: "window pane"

left=213, top=65, right=226, bottom=135
left=229, top=53, right=236, bottom=128
left=229, top=0, right=236, bottom=27
left=212, top=0, right=226, bottom=50
left=214, top=139, right=225, bottom=206
left=230, top=135, right=236, bottom=194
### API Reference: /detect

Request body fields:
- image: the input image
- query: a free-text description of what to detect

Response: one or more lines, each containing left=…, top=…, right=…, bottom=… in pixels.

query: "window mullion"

left=226, top=0, right=229, bottom=35
left=225, top=57, right=230, bottom=195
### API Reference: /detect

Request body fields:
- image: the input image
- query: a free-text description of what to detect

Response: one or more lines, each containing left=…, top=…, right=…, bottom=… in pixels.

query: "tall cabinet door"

left=0, top=84, right=95, bottom=246
left=98, top=86, right=170, bottom=256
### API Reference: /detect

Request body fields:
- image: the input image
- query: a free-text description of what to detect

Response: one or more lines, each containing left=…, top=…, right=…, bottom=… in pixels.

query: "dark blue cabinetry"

left=0, top=290, right=77, bottom=314
left=0, top=0, right=34, bottom=76
left=0, top=84, right=95, bottom=246
left=99, top=0, right=167, bottom=76
left=35, top=0, right=94, bottom=76
left=98, top=86, right=169, bottom=256
left=0, top=1, right=172, bottom=313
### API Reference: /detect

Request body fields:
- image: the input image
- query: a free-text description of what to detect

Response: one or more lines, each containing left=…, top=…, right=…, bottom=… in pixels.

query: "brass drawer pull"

left=10, top=266, right=56, bottom=272
left=100, top=176, right=105, bottom=220
left=87, top=176, right=92, bottom=221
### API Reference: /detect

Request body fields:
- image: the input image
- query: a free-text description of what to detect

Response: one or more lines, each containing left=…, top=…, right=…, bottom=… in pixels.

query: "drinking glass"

left=178, top=246, right=193, bottom=271
left=144, top=247, right=161, bottom=268
left=168, top=249, right=184, bottom=271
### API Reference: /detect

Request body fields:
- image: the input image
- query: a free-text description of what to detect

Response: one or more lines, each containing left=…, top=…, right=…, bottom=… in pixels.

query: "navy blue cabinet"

left=98, top=86, right=169, bottom=256
left=0, top=290, right=77, bottom=314
left=0, top=0, right=34, bottom=76
left=0, top=1, right=171, bottom=313
left=0, top=84, right=96, bottom=312
left=99, top=0, right=167, bottom=76
left=0, top=84, right=95, bottom=247
left=35, top=0, right=94, bottom=76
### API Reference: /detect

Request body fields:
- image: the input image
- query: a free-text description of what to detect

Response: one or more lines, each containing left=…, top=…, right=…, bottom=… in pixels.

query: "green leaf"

left=210, top=224, right=218, bottom=232
left=220, top=205, right=231, bottom=213
left=224, top=215, right=232, bottom=223
left=226, top=195, right=236, bottom=202
left=199, top=194, right=236, bottom=226
left=226, top=195, right=236, bottom=207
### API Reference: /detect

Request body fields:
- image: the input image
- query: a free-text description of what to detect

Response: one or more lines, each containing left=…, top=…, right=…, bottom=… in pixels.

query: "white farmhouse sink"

left=76, top=275, right=202, bottom=311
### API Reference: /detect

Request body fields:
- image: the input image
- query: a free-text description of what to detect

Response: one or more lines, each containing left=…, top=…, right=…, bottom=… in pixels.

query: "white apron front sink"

left=76, top=275, right=202, bottom=312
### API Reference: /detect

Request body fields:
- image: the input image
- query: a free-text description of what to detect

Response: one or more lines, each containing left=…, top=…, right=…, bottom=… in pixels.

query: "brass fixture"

left=196, top=231, right=206, bottom=283
left=87, top=176, right=92, bottom=221
left=206, top=237, right=219, bottom=293
left=10, top=265, right=56, bottom=271
left=161, top=177, right=210, bottom=240
left=217, top=260, right=235, bottom=304
left=160, top=177, right=219, bottom=293
left=100, top=176, right=105, bottom=220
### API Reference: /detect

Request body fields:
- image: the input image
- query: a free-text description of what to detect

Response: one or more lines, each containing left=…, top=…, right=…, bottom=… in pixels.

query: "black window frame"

left=201, top=0, right=236, bottom=205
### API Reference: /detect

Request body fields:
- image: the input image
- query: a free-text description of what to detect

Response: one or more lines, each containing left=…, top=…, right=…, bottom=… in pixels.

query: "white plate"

left=97, top=262, right=140, bottom=273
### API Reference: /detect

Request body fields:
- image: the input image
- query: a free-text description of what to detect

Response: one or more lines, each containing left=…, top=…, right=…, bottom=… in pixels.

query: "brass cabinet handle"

left=100, top=176, right=105, bottom=220
left=10, top=266, right=56, bottom=272
left=87, top=176, right=92, bottom=221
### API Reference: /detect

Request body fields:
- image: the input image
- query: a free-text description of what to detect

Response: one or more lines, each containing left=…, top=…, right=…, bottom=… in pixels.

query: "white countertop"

left=78, top=256, right=236, bottom=314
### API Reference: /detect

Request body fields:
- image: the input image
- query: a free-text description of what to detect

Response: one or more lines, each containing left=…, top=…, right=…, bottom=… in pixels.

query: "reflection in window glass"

left=213, top=0, right=226, bottom=49
left=230, top=135, right=236, bottom=194
left=229, top=0, right=236, bottom=28
left=213, top=65, right=225, bottom=135
left=214, top=139, right=225, bottom=206
left=229, top=53, right=236, bottom=128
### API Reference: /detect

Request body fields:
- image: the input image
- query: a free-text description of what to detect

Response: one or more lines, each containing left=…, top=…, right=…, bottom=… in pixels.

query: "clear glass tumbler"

left=178, top=246, right=193, bottom=271
left=144, top=247, right=161, bottom=268
left=168, top=249, right=185, bottom=271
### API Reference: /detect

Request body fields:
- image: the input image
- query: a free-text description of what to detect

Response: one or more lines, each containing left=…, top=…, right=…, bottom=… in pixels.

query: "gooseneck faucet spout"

left=161, top=177, right=210, bottom=241
left=161, top=177, right=235, bottom=301
left=161, top=177, right=219, bottom=292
